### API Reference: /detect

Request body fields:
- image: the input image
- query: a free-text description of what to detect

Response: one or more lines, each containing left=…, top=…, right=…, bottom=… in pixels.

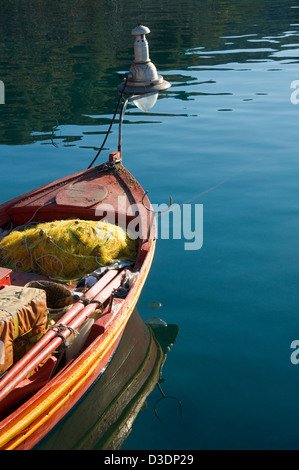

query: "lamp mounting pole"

left=118, top=96, right=129, bottom=154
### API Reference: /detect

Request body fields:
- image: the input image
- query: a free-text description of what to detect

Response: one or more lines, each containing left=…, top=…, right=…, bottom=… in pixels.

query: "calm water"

left=1, top=0, right=299, bottom=450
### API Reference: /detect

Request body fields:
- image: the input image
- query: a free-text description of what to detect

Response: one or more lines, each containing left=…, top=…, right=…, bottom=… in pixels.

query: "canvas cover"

left=0, top=286, right=48, bottom=375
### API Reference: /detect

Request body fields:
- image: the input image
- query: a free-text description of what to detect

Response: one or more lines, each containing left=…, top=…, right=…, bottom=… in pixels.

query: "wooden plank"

left=56, top=182, right=107, bottom=207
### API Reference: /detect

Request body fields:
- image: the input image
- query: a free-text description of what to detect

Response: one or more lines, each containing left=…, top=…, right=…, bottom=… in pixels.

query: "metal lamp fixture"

left=118, top=25, right=171, bottom=111
left=88, top=25, right=171, bottom=168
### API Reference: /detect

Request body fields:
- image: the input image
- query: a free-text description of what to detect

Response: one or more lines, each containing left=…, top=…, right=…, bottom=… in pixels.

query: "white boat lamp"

left=116, top=25, right=171, bottom=155
left=118, top=25, right=171, bottom=111
left=88, top=25, right=171, bottom=168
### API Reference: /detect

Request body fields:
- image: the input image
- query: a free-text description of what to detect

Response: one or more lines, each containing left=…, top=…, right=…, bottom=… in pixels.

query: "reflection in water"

left=1, top=0, right=298, bottom=145
left=35, top=310, right=178, bottom=450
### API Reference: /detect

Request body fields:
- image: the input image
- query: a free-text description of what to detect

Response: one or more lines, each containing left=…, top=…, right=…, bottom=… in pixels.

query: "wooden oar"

left=0, top=269, right=121, bottom=396
left=0, top=269, right=125, bottom=403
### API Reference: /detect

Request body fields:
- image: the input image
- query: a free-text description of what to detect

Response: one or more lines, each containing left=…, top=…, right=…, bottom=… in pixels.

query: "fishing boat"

left=0, top=26, right=171, bottom=450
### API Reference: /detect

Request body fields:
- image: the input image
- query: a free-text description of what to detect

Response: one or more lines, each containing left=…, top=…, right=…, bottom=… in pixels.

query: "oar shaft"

left=0, top=269, right=119, bottom=394
left=0, top=271, right=123, bottom=403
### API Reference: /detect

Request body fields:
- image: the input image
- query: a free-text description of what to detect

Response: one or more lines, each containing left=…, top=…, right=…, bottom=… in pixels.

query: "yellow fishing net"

left=0, top=219, right=138, bottom=281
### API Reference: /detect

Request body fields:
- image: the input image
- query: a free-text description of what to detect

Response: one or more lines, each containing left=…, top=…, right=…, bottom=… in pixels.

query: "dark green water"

left=1, top=0, right=299, bottom=450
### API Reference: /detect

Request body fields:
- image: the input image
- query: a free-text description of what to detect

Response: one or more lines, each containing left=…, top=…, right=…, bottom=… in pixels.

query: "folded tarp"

left=0, top=286, right=48, bottom=376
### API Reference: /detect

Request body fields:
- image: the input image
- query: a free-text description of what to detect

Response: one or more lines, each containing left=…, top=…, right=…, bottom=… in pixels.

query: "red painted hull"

left=36, top=309, right=164, bottom=450
left=0, top=155, right=156, bottom=449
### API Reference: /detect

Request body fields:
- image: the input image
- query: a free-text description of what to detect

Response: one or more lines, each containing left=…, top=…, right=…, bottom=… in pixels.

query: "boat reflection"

left=35, top=308, right=178, bottom=450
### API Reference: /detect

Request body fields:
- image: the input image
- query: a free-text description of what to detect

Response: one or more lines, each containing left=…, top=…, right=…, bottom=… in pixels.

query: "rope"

left=181, top=157, right=264, bottom=206
left=79, top=298, right=103, bottom=309
left=154, top=382, right=183, bottom=423
left=49, top=323, right=77, bottom=335
left=87, top=75, right=129, bottom=169
left=49, top=323, right=78, bottom=347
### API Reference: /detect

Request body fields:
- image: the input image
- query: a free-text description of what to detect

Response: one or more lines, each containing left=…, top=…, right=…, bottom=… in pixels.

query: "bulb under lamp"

left=131, top=92, right=158, bottom=112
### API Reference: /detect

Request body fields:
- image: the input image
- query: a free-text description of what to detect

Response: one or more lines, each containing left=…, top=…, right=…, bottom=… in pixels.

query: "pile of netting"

left=0, top=219, right=138, bottom=281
